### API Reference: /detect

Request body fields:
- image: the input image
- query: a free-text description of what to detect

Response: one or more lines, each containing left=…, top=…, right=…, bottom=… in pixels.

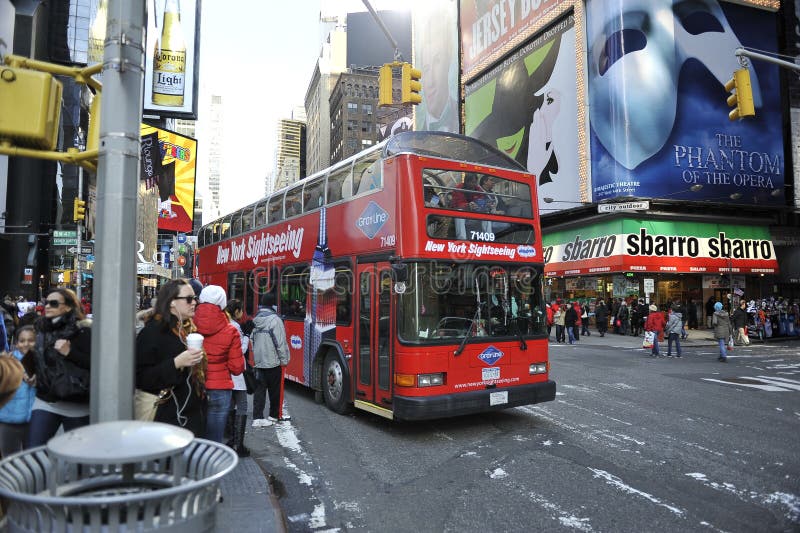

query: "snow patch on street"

left=589, top=468, right=684, bottom=516
left=527, top=492, right=594, bottom=532
left=686, top=472, right=800, bottom=523
left=488, top=468, right=508, bottom=479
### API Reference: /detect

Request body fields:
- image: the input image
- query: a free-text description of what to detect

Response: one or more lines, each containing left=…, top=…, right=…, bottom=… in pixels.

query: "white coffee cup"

left=186, top=333, right=204, bottom=351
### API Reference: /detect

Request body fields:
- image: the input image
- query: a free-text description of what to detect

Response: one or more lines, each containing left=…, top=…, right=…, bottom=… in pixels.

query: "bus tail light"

left=529, top=363, right=547, bottom=375
left=417, top=373, right=444, bottom=387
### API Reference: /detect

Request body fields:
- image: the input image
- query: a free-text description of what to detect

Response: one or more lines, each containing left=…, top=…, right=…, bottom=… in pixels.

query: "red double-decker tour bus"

left=196, top=131, right=555, bottom=420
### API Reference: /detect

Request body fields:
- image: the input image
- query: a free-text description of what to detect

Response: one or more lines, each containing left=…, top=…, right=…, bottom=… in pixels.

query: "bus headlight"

left=417, top=373, right=444, bottom=387
left=529, top=363, right=547, bottom=375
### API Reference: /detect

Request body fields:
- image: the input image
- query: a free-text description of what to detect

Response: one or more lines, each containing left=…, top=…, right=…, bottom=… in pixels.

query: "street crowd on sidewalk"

left=0, top=279, right=293, bottom=463
left=546, top=294, right=800, bottom=363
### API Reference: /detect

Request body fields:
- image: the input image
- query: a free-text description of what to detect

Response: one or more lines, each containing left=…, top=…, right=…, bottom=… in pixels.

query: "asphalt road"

left=252, top=340, right=800, bottom=532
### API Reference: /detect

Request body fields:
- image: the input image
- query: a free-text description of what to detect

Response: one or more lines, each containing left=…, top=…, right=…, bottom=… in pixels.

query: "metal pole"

left=76, top=165, right=83, bottom=301
left=74, top=129, right=85, bottom=302
left=735, top=47, right=800, bottom=72
left=91, top=0, right=144, bottom=423
left=361, top=0, right=403, bottom=61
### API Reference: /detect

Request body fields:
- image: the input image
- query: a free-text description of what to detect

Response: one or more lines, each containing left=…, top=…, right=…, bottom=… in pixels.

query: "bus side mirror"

left=391, top=262, right=408, bottom=282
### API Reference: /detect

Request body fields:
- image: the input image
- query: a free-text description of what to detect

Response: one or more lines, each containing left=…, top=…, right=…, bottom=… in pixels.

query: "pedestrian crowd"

left=545, top=294, right=790, bottom=363
left=0, top=279, right=292, bottom=461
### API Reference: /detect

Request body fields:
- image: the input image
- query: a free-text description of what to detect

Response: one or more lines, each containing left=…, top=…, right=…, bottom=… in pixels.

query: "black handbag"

left=243, top=363, right=257, bottom=394
left=40, top=354, right=90, bottom=402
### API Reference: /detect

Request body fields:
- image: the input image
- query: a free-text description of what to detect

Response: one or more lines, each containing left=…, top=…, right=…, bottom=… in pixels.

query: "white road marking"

left=756, top=376, right=800, bottom=390
left=701, top=378, right=792, bottom=391
left=527, top=491, right=595, bottom=532
left=687, top=473, right=800, bottom=523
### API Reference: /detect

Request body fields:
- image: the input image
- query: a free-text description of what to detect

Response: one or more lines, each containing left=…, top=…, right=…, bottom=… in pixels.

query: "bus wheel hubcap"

left=327, top=362, right=342, bottom=400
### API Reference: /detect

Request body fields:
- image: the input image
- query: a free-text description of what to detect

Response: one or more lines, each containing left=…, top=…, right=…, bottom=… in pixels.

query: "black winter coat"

left=34, top=313, right=91, bottom=403
left=136, top=319, right=205, bottom=437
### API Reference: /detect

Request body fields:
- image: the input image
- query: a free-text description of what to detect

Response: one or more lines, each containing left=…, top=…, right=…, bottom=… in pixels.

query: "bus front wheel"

left=322, top=352, right=351, bottom=414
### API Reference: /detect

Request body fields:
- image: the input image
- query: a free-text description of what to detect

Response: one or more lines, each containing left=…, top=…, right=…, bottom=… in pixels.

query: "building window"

left=362, top=121, right=370, bottom=132
left=363, top=104, right=373, bottom=115
left=348, top=120, right=358, bottom=131
left=347, top=102, right=358, bottom=112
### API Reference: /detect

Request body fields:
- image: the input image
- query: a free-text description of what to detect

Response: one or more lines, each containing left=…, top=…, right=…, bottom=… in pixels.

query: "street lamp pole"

left=73, top=129, right=85, bottom=302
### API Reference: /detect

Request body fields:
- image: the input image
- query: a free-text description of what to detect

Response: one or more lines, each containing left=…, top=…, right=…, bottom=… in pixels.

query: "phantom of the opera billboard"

left=140, top=124, right=197, bottom=233
left=587, top=0, right=784, bottom=205
left=465, top=15, right=581, bottom=211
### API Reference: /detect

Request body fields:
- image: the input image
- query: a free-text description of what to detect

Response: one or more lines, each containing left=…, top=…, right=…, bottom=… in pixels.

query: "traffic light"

left=73, top=198, right=87, bottom=222
left=379, top=64, right=393, bottom=107
left=401, top=63, right=422, bottom=105
left=0, top=66, right=63, bottom=150
left=724, top=68, right=755, bottom=121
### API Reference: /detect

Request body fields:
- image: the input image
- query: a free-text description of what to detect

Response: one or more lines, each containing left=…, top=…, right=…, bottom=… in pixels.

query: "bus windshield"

left=398, top=262, right=546, bottom=344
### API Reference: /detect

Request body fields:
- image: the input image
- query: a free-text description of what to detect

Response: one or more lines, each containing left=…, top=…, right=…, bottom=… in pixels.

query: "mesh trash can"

left=0, top=421, right=238, bottom=532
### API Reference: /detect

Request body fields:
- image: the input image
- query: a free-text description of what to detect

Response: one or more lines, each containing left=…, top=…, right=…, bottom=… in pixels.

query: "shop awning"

left=543, top=219, right=779, bottom=276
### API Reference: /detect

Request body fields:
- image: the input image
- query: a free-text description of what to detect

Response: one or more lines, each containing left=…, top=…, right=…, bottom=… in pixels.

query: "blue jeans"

left=652, top=338, right=660, bottom=355
left=28, top=410, right=89, bottom=448
left=567, top=326, right=576, bottom=344
left=667, top=333, right=682, bottom=356
left=205, top=389, right=232, bottom=443
left=717, top=338, right=727, bottom=359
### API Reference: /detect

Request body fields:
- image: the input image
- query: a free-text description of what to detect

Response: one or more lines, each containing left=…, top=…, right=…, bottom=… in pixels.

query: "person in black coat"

left=28, top=288, right=92, bottom=447
left=564, top=303, right=578, bottom=345
left=136, top=279, right=207, bottom=437
left=594, top=299, right=609, bottom=337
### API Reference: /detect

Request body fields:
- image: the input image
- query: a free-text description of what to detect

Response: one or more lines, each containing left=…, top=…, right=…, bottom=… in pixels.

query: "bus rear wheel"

left=322, top=352, right=351, bottom=414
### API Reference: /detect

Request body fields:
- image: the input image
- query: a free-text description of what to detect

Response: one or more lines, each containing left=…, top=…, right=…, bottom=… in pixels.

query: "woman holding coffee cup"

left=135, top=279, right=207, bottom=436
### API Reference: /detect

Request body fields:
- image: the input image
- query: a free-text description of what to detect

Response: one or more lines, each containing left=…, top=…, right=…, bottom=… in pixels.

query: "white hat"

left=199, top=285, right=227, bottom=309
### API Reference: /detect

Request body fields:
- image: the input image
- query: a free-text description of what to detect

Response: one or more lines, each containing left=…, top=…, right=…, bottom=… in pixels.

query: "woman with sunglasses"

left=135, top=279, right=206, bottom=436
left=28, top=288, right=92, bottom=447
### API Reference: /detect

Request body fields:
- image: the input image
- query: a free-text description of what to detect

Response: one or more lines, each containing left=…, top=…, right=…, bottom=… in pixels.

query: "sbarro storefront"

left=542, top=218, right=778, bottom=319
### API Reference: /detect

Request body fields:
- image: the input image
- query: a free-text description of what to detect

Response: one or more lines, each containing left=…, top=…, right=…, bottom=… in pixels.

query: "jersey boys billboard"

left=587, top=0, right=784, bottom=205
left=543, top=220, right=778, bottom=277
left=140, top=124, right=197, bottom=232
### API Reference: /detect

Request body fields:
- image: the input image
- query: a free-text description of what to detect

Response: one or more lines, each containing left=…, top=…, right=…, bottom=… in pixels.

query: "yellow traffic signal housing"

left=0, top=66, right=63, bottom=150
left=379, top=64, right=393, bottom=107
left=724, top=68, right=755, bottom=121
left=401, top=63, right=422, bottom=105
left=73, top=198, right=87, bottom=222
left=87, top=92, right=101, bottom=152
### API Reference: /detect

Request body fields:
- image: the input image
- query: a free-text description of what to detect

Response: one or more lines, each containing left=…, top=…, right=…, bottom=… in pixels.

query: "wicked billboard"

left=465, top=15, right=582, bottom=211
left=587, top=1, right=784, bottom=205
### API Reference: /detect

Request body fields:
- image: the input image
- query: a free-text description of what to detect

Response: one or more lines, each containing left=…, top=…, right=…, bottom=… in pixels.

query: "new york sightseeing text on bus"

left=196, top=132, right=555, bottom=421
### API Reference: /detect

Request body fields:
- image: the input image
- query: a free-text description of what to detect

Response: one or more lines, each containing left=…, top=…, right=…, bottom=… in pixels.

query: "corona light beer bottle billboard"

left=152, top=0, right=186, bottom=107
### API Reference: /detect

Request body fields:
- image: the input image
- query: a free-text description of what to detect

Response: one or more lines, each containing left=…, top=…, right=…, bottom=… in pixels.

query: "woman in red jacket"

left=644, top=304, right=667, bottom=357
left=194, top=285, right=245, bottom=443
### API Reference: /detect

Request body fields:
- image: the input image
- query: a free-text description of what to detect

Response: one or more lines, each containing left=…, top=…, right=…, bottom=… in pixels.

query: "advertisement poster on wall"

left=587, top=1, right=784, bottom=205
left=465, top=15, right=581, bottom=210
left=143, top=0, right=199, bottom=119
left=140, top=124, right=197, bottom=233
left=460, top=0, right=568, bottom=80
left=413, top=0, right=460, bottom=133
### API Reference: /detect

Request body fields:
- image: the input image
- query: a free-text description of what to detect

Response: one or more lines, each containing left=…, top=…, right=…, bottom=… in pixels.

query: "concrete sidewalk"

left=216, top=453, right=286, bottom=532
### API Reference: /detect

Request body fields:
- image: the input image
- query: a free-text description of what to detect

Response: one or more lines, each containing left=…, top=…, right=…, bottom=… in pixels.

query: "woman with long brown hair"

left=28, top=287, right=91, bottom=447
left=135, top=279, right=207, bottom=436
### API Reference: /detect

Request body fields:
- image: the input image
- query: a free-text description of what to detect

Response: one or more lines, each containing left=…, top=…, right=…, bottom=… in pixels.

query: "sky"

left=195, top=0, right=412, bottom=217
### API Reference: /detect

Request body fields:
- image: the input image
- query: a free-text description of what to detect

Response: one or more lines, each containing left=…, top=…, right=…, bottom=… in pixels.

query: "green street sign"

left=53, top=230, right=77, bottom=238
left=53, top=238, right=78, bottom=246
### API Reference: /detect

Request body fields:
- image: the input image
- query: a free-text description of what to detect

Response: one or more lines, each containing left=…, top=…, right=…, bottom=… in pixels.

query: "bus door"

left=355, top=262, right=393, bottom=411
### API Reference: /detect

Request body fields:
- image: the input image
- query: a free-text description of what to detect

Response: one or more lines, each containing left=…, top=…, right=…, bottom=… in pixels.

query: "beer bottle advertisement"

left=144, top=0, right=197, bottom=117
